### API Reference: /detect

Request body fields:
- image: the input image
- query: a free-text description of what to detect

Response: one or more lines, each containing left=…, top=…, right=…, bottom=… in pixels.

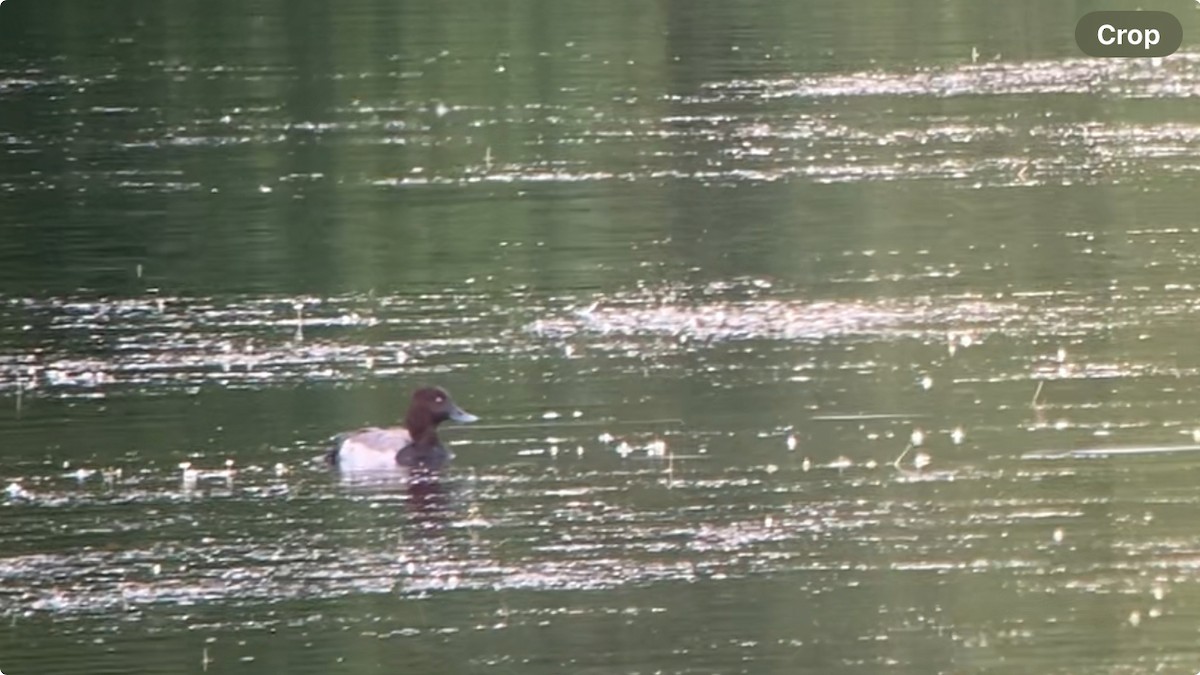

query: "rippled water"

left=7, top=274, right=1200, bottom=672
left=6, top=1, right=1200, bottom=673
left=8, top=54, right=1200, bottom=195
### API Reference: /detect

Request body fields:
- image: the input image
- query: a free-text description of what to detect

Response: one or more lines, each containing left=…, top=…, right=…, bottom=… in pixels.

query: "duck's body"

left=326, top=386, right=477, bottom=473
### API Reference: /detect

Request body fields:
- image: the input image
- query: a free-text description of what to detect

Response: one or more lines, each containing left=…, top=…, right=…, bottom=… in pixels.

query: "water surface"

left=4, top=1, right=1200, bottom=673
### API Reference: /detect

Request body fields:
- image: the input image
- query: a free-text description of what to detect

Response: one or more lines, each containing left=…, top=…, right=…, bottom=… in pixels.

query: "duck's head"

left=407, top=386, right=479, bottom=429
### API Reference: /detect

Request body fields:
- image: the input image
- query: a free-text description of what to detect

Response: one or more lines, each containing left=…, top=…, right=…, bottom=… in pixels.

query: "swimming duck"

left=326, top=386, right=478, bottom=472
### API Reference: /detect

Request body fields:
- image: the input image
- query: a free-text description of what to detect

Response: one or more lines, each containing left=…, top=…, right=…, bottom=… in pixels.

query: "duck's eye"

left=435, top=396, right=445, bottom=403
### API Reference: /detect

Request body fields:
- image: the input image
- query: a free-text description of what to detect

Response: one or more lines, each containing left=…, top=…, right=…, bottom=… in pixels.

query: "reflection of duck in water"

left=325, top=386, right=478, bottom=474
left=406, top=476, right=451, bottom=517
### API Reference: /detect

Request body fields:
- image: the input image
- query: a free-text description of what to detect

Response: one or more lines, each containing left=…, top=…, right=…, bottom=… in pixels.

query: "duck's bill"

left=449, top=405, right=479, bottom=423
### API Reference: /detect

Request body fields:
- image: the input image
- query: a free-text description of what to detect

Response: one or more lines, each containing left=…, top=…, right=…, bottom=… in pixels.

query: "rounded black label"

left=1076, top=11, right=1182, bottom=57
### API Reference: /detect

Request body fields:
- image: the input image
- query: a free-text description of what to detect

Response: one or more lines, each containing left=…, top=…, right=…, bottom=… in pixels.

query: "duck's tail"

left=322, top=434, right=346, bottom=466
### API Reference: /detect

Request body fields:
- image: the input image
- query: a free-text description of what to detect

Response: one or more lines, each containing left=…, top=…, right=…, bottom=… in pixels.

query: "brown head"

left=404, top=386, right=479, bottom=438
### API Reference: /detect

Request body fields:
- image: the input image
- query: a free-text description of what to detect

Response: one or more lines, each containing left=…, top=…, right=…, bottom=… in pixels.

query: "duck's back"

left=330, top=427, right=412, bottom=471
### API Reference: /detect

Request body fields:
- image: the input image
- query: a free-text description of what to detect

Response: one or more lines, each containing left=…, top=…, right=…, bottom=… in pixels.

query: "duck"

left=326, top=386, right=478, bottom=472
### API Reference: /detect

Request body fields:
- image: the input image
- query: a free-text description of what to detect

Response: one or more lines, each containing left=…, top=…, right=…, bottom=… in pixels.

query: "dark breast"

left=396, top=443, right=453, bottom=470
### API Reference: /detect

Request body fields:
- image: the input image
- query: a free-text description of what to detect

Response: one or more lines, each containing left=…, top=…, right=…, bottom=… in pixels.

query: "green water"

left=4, top=0, right=1200, bottom=673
